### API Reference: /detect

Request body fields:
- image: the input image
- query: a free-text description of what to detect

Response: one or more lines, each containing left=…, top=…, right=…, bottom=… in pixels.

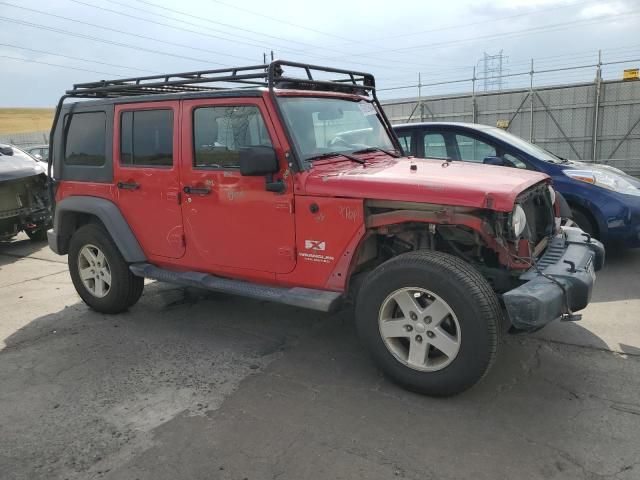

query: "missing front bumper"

left=503, top=227, right=605, bottom=332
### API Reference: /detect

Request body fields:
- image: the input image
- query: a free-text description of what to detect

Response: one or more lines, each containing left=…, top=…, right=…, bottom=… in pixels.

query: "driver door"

left=180, top=98, right=296, bottom=274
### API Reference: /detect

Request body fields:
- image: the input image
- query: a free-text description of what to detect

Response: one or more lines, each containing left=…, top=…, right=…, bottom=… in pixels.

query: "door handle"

left=117, top=181, right=140, bottom=190
left=183, top=186, right=211, bottom=195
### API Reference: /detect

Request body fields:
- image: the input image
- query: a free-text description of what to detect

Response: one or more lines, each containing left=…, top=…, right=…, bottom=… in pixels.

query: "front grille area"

left=517, top=183, right=556, bottom=245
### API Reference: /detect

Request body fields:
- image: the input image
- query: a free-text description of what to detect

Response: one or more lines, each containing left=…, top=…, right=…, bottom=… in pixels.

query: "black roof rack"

left=65, top=60, right=376, bottom=99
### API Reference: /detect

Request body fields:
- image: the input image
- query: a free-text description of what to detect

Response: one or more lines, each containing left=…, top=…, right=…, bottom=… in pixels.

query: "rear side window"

left=121, top=109, right=173, bottom=167
left=423, top=133, right=448, bottom=158
left=193, top=105, right=272, bottom=169
left=64, top=112, right=106, bottom=166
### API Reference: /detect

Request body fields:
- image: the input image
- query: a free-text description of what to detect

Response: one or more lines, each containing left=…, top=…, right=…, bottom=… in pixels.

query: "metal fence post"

left=529, top=59, right=534, bottom=142
left=418, top=72, right=424, bottom=122
left=592, top=50, right=602, bottom=162
left=472, top=67, right=477, bottom=123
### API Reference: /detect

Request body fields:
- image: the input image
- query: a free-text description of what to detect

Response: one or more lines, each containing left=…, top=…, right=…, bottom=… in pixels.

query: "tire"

left=569, top=208, right=597, bottom=238
left=68, top=224, right=144, bottom=314
left=355, top=250, right=501, bottom=397
left=25, top=227, right=47, bottom=242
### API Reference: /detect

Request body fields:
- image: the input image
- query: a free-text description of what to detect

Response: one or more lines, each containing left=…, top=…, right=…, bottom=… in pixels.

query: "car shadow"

left=0, top=235, right=51, bottom=267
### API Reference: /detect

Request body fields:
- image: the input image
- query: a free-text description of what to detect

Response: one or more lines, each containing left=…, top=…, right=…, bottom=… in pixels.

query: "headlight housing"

left=564, top=169, right=640, bottom=197
left=511, top=204, right=527, bottom=237
left=547, top=185, right=556, bottom=206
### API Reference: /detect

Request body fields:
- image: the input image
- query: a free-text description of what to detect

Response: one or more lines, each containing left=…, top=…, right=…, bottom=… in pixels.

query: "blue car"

left=393, top=122, right=640, bottom=247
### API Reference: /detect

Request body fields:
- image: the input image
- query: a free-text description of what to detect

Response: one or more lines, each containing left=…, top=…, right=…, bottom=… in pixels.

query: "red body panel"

left=179, top=97, right=296, bottom=275
left=56, top=90, right=549, bottom=293
left=301, top=157, right=549, bottom=212
left=113, top=101, right=185, bottom=259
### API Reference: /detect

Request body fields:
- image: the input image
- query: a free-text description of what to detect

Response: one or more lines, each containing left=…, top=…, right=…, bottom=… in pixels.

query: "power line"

left=321, top=9, right=640, bottom=60
left=0, top=14, right=235, bottom=66
left=107, top=0, right=313, bottom=53
left=0, top=2, right=257, bottom=63
left=0, top=43, right=162, bottom=74
left=204, top=0, right=358, bottom=42
left=1, top=54, right=118, bottom=77
left=327, top=0, right=596, bottom=50
left=70, top=0, right=304, bottom=55
left=98, top=0, right=427, bottom=70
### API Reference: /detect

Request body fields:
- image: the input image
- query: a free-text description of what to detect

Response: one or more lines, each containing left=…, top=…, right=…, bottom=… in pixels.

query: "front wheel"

left=355, top=251, right=501, bottom=396
left=68, top=224, right=144, bottom=314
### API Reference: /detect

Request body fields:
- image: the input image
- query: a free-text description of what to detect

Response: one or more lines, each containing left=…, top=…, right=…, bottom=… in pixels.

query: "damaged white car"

left=0, top=144, right=51, bottom=241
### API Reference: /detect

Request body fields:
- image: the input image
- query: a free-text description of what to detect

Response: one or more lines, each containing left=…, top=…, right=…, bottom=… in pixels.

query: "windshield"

left=278, top=97, right=396, bottom=163
left=481, top=126, right=563, bottom=163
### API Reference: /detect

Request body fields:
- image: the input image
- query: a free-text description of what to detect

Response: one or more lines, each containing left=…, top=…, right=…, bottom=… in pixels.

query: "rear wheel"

left=68, top=224, right=143, bottom=314
left=355, top=250, right=501, bottom=396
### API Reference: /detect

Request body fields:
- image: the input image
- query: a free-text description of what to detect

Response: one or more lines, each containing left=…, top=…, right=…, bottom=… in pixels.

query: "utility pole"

left=418, top=72, right=424, bottom=122
left=529, top=58, right=534, bottom=142
left=592, top=49, right=602, bottom=162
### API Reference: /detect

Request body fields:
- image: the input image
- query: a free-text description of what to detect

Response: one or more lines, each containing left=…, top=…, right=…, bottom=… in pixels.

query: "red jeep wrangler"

left=47, top=61, right=604, bottom=396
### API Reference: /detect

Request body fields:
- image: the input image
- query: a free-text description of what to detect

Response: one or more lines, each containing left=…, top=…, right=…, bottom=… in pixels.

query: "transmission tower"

left=478, top=50, right=507, bottom=91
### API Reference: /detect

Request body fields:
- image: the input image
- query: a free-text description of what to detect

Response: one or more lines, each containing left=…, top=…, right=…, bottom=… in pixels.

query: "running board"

left=129, top=263, right=343, bottom=313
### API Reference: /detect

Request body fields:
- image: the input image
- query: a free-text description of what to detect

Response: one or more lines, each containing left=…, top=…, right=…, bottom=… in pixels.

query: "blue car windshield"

left=481, top=126, right=563, bottom=163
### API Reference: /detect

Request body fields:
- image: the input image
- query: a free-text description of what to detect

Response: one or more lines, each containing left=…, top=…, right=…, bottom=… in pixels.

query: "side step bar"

left=129, top=263, right=343, bottom=313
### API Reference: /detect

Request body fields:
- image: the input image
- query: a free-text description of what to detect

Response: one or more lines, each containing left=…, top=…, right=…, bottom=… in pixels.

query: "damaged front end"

left=0, top=145, right=51, bottom=240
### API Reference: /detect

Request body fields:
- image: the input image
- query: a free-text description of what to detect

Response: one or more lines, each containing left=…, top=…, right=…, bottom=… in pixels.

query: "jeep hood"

left=303, top=157, right=549, bottom=212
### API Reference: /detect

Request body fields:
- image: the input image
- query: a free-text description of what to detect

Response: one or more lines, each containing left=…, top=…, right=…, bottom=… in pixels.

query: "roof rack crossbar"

left=65, top=59, right=376, bottom=99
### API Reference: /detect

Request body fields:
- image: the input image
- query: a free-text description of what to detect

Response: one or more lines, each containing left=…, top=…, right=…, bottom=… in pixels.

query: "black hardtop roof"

left=61, top=88, right=264, bottom=110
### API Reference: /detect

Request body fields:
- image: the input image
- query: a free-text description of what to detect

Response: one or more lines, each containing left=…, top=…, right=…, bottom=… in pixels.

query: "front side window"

left=454, top=134, right=496, bottom=162
left=423, top=133, right=449, bottom=159
left=64, top=111, right=106, bottom=166
left=120, top=109, right=173, bottom=167
left=193, top=105, right=273, bottom=169
left=278, top=97, right=395, bottom=162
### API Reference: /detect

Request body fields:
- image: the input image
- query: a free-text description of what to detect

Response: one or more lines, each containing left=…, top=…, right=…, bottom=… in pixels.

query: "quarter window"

left=423, top=133, right=449, bottom=159
left=120, top=109, right=174, bottom=167
left=64, top=112, right=106, bottom=166
left=193, top=105, right=273, bottom=169
left=396, top=132, right=412, bottom=155
left=454, top=134, right=496, bottom=162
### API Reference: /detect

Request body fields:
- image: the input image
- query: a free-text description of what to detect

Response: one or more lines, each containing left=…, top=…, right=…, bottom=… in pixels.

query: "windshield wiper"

left=306, top=152, right=366, bottom=164
left=351, top=147, right=400, bottom=158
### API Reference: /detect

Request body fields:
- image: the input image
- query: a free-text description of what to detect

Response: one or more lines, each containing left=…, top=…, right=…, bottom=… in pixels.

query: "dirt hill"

left=0, top=108, right=54, bottom=134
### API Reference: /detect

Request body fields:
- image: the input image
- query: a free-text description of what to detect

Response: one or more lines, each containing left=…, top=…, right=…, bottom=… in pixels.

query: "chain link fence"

left=0, top=130, right=49, bottom=149
left=382, top=67, right=640, bottom=174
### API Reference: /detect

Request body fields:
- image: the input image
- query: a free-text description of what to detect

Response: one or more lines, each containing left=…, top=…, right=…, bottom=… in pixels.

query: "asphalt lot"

left=1, top=235, right=639, bottom=480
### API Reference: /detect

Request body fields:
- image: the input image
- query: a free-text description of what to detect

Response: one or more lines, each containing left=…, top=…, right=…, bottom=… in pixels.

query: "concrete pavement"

left=1, top=235, right=639, bottom=480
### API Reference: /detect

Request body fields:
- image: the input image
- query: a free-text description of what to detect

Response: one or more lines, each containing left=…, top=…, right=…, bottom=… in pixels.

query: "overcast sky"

left=1, top=0, right=639, bottom=107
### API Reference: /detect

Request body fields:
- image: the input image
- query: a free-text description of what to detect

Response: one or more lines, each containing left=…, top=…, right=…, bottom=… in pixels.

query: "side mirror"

left=483, top=156, right=515, bottom=167
left=34, top=154, right=43, bottom=161
left=239, top=146, right=279, bottom=176
left=0, top=145, right=14, bottom=156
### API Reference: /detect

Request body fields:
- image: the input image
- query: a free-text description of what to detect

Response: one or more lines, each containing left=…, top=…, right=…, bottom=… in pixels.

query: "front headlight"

left=511, top=204, right=527, bottom=237
left=547, top=185, right=556, bottom=206
left=564, top=169, right=640, bottom=197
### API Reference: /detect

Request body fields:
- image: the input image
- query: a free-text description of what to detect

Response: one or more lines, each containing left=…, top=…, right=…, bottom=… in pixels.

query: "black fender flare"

left=49, top=196, right=146, bottom=262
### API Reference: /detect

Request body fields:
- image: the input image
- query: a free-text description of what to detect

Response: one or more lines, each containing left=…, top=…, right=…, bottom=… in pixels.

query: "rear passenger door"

left=113, top=102, right=185, bottom=259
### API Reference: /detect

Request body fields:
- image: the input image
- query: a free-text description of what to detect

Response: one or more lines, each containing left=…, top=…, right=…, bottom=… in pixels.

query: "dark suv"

left=46, top=61, right=603, bottom=396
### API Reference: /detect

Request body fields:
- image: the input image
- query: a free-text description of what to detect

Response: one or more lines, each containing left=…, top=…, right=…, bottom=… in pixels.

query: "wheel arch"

left=51, top=196, right=146, bottom=262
